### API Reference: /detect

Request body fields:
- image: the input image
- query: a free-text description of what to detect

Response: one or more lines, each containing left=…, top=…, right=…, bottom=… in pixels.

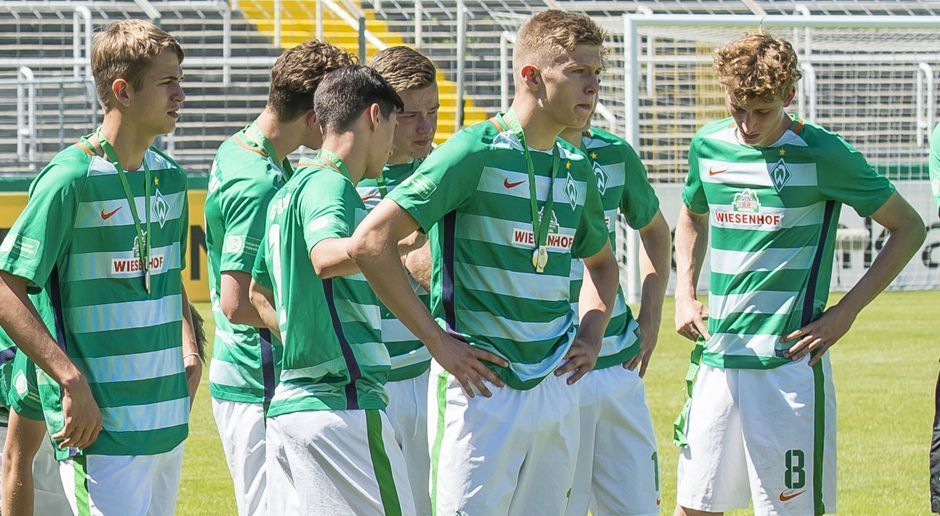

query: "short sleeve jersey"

left=356, top=160, right=432, bottom=382
left=254, top=150, right=389, bottom=417
left=683, top=117, right=895, bottom=369
left=0, top=288, right=54, bottom=422
left=0, top=139, right=190, bottom=459
left=569, top=128, right=660, bottom=370
left=388, top=112, right=609, bottom=389
left=205, top=123, right=290, bottom=405
left=930, top=123, right=940, bottom=213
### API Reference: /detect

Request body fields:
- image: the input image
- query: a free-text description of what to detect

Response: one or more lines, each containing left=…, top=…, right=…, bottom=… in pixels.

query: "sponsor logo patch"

left=503, top=177, right=525, bottom=189
left=406, top=173, right=437, bottom=199
left=708, top=168, right=729, bottom=176
left=112, top=254, right=165, bottom=275
left=224, top=235, right=245, bottom=254
left=100, top=206, right=122, bottom=220
left=713, top=189, right=783, bottom=228
left=308, top=215, right=339, bottom=234
left=0, top=234, right=39, bottom=259
left=778, top=490, right=805, bottom=502
left=13, top=371, right=27, bottom=396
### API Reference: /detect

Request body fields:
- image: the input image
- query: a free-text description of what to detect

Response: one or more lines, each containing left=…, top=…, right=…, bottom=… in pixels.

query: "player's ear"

left=111, top=78, right=132, bottom=108
left=782, top=86, right=796, bottom=107
left=520, top=64, right=541, bottom=92
left=304, top=109, right=318, bottom=130
left=368, top=103, right=382, bottom=131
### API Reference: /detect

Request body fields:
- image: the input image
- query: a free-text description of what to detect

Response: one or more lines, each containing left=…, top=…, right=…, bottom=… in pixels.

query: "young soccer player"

left=358, top=45, right=439, bottom=515
left=673, top=31, right=926, bottom=515
left=560, top=115, right=672, bottom=515
left=204, top=40, right=354, bottom=516
left=249, top=65, right=414, bottom=514
left=0, top=19, right=198, bottom=514
left=347, top=10, right=620, bottom=515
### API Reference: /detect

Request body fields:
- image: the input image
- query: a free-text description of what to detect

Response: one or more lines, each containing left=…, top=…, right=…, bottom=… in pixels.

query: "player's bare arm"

left=626, top=210, right=672, bottom=377
left=0, top=271, right=102, bottom=450
left=310, top=232, right=421, bottom=280
left=785, top=192, right=926, bottom=365
left=348, top=198, right=508, bottom=398
left=674, top=205, right=711, bottom=342
left=247, top=278, right=281, bottom=341
left=220, top=271, right=266, bottom=327
left=557, top=241, right=619, bottom=384
left=404, top=240, right=432, bottom=291
left=180, top=285, right=202, bottom=404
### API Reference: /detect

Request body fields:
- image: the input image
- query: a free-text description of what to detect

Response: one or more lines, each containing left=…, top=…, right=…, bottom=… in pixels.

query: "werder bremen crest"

left=769, top=157, right=792, bottom=193
left=592, top=161, right=609, bottom=196
left=564, top=172, right=578, bottom=210
left=153, top=185, right=170, bottom=228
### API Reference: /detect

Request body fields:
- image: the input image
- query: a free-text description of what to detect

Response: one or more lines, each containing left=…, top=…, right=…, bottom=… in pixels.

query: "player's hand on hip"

left=626, top=312, right=659, bottom=378
left=54, top=376, right=103, bottom=450
left=555, top=333, right=601, bottom=385
left=675, top=296, right=711, bottom=342
left=783, top=303, right=857, bottom=366
left=428, top=331, right=507, bottom=398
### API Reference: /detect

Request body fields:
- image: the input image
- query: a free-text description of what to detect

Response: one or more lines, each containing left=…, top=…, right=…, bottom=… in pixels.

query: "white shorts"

left=428, top=359, right=581, bottom=516
left=59, top=443, right=184, bottom=516
left=677, top=356, right=837, bottom=514
left=211, top=398, right=267, bottom=516
left=385, top=370, right=431, bottom=516
left=266, top=409, right=415, bottom=515
left=566, top=366, right=660, bottom=516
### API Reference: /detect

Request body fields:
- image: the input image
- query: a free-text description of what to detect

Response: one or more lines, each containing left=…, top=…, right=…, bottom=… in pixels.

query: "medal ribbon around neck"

left=96, top=128, right=152, bottom=293
left=500, top=109, right=560, bottom=273
left=243, top=122, right=294, bottom=181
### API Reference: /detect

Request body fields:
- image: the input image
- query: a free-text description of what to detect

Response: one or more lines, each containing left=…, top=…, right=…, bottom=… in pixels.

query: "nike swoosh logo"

left=360, top=192, right=381, bottom=202
left=708, top=168, right=729, bottom=176
left=504, top=178, right=525, bottom=188
left=778, top=490, right=805, bottom=502
left=100, top=207, right=122, bottom=220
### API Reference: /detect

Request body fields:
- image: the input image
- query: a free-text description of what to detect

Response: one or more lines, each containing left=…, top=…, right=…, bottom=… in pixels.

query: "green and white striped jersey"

left=388, top=111, right=609, bottom=390
left=569, top=128, right=660, bottom=370
left=0, top=139, right=190, bottom=458
left=205, top=123, right=289, bottom=405
left=684, top=117, right=894, bottom=369
left=356, top=160, right=432, bottom=382
left=253, top=150, right=390, bottom=417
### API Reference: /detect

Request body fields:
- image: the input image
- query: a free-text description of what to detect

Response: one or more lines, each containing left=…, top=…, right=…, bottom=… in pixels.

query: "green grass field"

left=177, top=291, right=938, bottom=515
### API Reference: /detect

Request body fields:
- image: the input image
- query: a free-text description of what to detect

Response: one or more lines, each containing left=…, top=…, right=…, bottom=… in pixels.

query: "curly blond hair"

left=714, top=31, right=802, bottom=104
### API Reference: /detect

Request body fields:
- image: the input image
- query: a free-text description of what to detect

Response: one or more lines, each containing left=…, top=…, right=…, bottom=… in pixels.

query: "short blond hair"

left=91, top=19, right=184, bottom=111
left=714, top=31, right=802, bottom=104
left=513, top=10, right=606, bottom=71
left=369, top=46, right=436, bottom=92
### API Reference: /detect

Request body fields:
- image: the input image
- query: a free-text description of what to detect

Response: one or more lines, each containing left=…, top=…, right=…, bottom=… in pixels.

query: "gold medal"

left=531, top=245, right=548, bottom=273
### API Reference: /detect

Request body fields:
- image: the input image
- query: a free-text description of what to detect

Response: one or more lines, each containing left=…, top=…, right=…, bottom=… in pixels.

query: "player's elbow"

left=347, top=227, right=381, bottom=264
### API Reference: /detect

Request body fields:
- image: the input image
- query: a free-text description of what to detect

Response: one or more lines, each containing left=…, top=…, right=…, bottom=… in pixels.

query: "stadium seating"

left=1, top=0, right=938, bottom=181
